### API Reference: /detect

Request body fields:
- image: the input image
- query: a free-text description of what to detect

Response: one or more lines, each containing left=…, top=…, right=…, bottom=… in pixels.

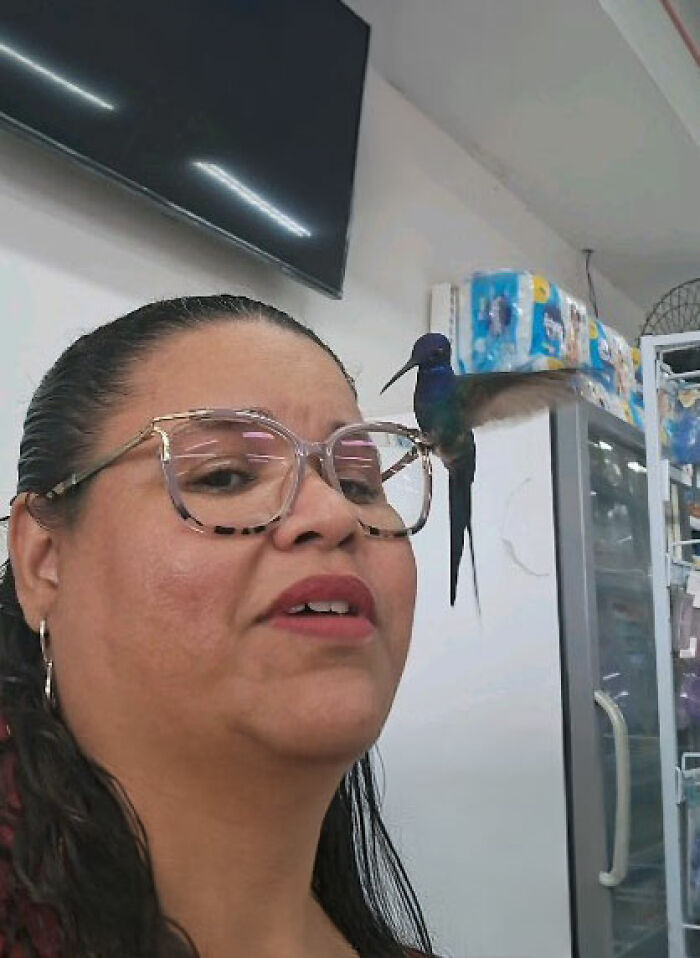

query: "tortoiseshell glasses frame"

left=22, top=408, right=434, bottom=538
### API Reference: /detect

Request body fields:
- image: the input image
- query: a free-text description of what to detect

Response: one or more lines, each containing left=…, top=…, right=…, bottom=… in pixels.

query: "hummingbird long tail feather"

left=448, top=459, right=477, bottom=608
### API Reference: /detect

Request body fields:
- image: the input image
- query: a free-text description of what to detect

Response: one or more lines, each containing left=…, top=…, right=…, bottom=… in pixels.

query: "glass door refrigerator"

left=555, top=400, right=668, bottom=958
left=375, top=398, right=667, bottom=958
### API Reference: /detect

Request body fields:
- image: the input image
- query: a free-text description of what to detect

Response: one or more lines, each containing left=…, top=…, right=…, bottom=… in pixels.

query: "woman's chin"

left=258, top=694, right=388, bottom=765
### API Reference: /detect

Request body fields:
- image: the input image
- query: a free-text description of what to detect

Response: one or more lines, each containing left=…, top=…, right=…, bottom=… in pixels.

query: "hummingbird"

left=381, top=332, right=576, bottom=606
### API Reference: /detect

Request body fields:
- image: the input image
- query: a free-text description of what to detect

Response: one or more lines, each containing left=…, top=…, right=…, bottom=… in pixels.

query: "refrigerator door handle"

left=594, top=689, right=631, bottom=888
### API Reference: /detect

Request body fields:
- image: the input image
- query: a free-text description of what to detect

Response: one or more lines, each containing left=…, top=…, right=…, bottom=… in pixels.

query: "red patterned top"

left=0, top=717, right=63, bottom=957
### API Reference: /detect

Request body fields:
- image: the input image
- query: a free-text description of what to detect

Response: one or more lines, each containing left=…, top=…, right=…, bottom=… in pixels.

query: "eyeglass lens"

left=167, top=419, right=426, bottom=533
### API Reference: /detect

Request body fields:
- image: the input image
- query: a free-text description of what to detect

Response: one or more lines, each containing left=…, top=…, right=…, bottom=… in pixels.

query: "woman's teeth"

left=285, top=601, right=352, bottom=615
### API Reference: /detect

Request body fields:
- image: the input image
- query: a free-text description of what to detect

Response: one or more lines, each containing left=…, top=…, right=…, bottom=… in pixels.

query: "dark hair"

left=0, top=296, right=438, bottom=957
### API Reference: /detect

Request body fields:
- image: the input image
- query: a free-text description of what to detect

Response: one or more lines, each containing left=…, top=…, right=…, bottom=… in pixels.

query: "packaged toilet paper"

left=587, top=317, right=616, bottom=391
left=674, top=386, right=700, bottom=464
left=585, top=318, right=638, bottom=425
left=468, top=270, right=530, bottom=373
left=530, top=274, right=566, bottom=363
left=448, top=269, right=643, bottom=429
left=464, top=271, right=590, bottom=374
left=630, top=348, right=645, bottom=430
left=563, top=291, right=590, bottom=369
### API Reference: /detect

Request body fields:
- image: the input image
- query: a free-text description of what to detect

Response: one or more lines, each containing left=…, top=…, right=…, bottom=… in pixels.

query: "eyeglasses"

left=33, top=409, right=434, bottom=538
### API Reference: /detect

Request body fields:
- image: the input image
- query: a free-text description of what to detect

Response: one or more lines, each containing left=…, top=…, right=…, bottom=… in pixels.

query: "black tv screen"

left=0, top=1, right=369, bottom=297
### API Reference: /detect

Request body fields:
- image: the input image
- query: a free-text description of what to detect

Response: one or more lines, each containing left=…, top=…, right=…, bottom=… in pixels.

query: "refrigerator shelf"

left=670, top=463, right=694, bottom=488
left=615, top=880, right=666, bottom=905
left=596, top=569, right=654, bottom=599
left=596, top=566, right=651, bottom=577
left=596, top=569, right=653, bottom=593
left=616, top=923, right=669, bottom=957
left=602, top=732, right=659, bottom=748
left=628, top=840, right=666, bottom=864
left=667, top=555, right=699, bottom=588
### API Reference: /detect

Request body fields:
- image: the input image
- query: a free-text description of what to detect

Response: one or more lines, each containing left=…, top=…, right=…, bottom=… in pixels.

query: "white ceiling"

left=346, top=0, right=700, bottom=316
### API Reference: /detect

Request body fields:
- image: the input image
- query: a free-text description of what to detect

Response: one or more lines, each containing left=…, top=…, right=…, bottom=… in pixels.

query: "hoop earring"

left=39, top=618, right=56, bottom=710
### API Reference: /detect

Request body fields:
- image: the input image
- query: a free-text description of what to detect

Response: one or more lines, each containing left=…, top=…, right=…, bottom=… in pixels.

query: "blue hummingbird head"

left=409, top=333, right=452, bottom=367
left=380, top=333, right=452, bottom=393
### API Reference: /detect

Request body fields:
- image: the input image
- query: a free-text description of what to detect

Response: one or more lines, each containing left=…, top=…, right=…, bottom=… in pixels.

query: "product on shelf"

left=655, top=376, right=700, bottom=465
left=688, top=771, right=700, bottom=920
left=453, top=269, right=641, bottom=428
left=672, top=588, right=700, bottom=661
left=630, top=347, right=645, bottom=432
left=464, top=270, right=590, bottom=374
left=674, top=386, right=700, bottom=465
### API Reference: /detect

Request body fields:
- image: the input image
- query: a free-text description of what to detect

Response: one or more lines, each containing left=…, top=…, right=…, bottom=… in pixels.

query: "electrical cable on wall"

left=583, top=249, right=599, bottom=318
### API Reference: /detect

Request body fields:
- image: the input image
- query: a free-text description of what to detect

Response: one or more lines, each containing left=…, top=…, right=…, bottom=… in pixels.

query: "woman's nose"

left=271, top=462, right=360, bottom=551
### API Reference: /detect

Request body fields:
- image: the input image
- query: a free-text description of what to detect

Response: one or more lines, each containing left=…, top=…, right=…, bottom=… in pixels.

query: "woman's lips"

left=260, top=574, right=377, bottom=642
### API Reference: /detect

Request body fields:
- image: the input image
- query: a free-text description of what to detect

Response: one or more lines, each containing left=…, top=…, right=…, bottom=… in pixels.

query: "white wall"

left=0, top=67, right=643, bottom=509
left=378, top=411, right=572, bottom=958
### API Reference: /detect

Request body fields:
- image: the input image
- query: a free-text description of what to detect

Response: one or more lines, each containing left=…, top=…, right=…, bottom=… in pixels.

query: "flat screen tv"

left=0, top=1, right=369, bottom=298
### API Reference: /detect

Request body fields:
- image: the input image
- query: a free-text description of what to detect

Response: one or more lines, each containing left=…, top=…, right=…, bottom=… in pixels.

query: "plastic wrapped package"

left=463, top=270, right=589, bottom=374
left=609, top=326, right=636, bottom=411
left=655, top=378, right=700, bottom=463
left=672, top=588, right=700, bottom=659
left=630, top=348, right=645, bottom=430
left=658, top=377, right=680, bottom=452
left=678, top=668, right=700, bottom=730
left=531, top=276, right=590, bottom=371
left=455, top=269, right=641, bottom=428
left=530, top=274, right=567, bottom=366
left=587, top=317, right=616, bottom=391
left=584, top=318, right=637, bottom=426
left=466, top=270, right=531, bottom=373
left=562, top=290, right=590, bottom=369
left=674, top=386, right=700, bottom=464
left=672, top=586, right=700, bottom=732
left=688, top=769, right=700, bottom=920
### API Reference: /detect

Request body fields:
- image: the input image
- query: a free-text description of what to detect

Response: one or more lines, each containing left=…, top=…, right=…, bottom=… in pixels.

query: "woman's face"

left=49, top=322, right=417, bottom=772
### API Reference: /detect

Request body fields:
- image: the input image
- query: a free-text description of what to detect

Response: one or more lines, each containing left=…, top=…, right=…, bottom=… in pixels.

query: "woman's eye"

left=188, top=466, right=255, bottom=493
left=339, top=478, right=380, bottom=504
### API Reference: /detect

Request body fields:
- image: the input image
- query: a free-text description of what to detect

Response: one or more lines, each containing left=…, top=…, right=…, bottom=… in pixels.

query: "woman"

left=0, top=296, right=439, bottom=958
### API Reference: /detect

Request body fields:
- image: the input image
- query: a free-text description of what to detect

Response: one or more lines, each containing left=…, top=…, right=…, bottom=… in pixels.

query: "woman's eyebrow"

left=247, top=408, right=352, bottom=432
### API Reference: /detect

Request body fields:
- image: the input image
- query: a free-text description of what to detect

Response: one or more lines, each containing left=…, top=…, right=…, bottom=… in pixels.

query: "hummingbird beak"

left=380, top=358, right=418, bottom=394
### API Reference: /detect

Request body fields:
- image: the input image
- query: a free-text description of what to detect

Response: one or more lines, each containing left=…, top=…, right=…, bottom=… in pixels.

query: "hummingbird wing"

left=456, top=368, right=576, bottom=429
left=443, top=368, right=574, bottom=607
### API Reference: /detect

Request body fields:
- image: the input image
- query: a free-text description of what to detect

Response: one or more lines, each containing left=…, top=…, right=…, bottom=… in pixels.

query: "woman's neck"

left=103, top=732, right=359, bottom=958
